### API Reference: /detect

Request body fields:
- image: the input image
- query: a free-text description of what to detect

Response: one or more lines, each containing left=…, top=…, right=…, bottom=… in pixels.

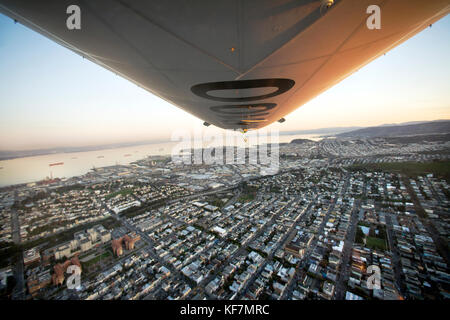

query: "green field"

left=365, top=236, right=387, bottom=251
left=206, top=195, right=226, bottom=208
left=83, top=251, right=111, bottom=267
left=21, top=217, right=120, bottom=250
left=105, top=188, right=134, bottom=200
left=238, top=193, right=255, bottom=203
left=349, top=161, right=450, bottom=180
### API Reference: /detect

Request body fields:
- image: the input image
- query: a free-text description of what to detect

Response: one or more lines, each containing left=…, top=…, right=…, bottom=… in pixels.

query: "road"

left=11, top=191, right=25, bottom=300
left=197, top=197, right=297, bottom=299
left=109, top=210, right=196, bottom=299
left=281, top=192, right=339, bottom=300
left=404, top=178, right=450, bottom=264
left=238, top=196, right=313, bottom=300
left=283, top=174, right=350, bottom=300
left=333, top=199, right=360, bottom=300
left=384, top=213, right=405, bottom=297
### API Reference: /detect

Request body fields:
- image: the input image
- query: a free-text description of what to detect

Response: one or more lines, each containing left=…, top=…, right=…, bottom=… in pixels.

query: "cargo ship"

left=49, top=162, right=64, bottom=167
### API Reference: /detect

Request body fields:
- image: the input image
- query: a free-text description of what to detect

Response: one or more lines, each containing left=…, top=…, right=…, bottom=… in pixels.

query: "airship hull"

left=0, top=0, right=449, bottom=130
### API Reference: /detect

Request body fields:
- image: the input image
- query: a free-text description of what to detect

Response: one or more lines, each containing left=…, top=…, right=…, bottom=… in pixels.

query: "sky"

left=0, top=13, right=449, bottom=151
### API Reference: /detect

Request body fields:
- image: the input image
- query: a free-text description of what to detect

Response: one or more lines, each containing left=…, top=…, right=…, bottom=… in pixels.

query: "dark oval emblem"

left=191, top=78, right=295, bottom=102
left=210, top=103, right=276, bottom=116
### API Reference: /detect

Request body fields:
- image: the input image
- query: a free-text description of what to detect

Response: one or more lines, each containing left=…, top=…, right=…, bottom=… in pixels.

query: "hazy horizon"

left=0, top=118, right=449, bottom=153
left=1, top=13, right=449, bottom=151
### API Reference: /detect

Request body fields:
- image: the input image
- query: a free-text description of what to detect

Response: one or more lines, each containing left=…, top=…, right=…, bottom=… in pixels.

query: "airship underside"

left=1, top=0, right=449, bottom=131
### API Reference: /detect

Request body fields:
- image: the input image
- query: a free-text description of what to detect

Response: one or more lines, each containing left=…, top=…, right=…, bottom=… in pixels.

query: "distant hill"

left=383, top=133, right=450, bottom=144
left=290, top=139, right=314, bottom=144
left=280, top=126, right=360, bottom=136
left=337, top=120, right=450, bottom=138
